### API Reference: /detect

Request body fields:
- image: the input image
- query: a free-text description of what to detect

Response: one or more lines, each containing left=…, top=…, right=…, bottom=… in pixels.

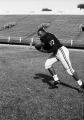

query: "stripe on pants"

left=60, top=47, right=73, bottom=74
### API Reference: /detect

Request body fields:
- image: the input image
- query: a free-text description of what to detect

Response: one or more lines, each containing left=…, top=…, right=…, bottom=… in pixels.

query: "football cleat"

left=80, top=82, right=84, bottom=89
left=78, top=82, right=84, bottom=93
left=53, top=80, right=61, bottom=86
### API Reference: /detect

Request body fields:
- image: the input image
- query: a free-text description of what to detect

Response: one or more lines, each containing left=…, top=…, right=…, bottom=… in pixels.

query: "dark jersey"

left=40, top=32, right=63, bottom=54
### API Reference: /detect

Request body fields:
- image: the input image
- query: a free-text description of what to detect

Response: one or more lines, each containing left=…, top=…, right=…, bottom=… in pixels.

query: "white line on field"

left=69, top=49, right=84, bottom=52
left=0, top=44, right=84, bottom=52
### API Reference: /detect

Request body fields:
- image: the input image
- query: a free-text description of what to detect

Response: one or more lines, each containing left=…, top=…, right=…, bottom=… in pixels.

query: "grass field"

left=0, top=44, right=83, bottom=120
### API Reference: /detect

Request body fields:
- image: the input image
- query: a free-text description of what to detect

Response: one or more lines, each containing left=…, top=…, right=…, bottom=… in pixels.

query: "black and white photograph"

left=0, top=0, right=84, bottom=120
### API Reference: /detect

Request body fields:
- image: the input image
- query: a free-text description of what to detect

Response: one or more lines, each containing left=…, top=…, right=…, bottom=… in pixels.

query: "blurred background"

left=0, top=0, right=84, bottom=15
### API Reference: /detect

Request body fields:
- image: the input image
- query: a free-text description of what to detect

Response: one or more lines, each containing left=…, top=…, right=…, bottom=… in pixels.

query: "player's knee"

left=66, top=68, right=75, bottom=75
left=45, top=59, right=52, bottom=69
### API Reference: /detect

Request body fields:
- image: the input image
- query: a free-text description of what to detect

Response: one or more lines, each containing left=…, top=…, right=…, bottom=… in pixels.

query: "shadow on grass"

left=34, top=73, right=80, bottom=92
left=34, top=73, right=58, bottom=89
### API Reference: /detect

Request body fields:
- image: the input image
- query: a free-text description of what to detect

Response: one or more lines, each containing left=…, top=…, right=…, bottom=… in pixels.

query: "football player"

left=35, top=26, right=84, bottom=91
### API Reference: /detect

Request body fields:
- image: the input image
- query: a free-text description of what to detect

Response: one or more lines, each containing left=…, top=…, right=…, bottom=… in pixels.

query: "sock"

left=53, top=75, right=59, bottom=81
left=77, top=79, right=82, bottom=86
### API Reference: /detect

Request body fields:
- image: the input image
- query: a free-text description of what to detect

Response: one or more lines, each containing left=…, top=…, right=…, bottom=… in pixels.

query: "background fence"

left=0, top=35, right=84, bottom=49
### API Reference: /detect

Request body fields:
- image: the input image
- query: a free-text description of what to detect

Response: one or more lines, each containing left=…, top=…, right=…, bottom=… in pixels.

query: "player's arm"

left=40, top=48, right=48, bottom=53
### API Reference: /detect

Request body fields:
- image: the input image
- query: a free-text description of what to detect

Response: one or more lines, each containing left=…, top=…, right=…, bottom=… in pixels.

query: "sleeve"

left=49, top=39, right=55, bottom=47
left=48, top=34, right=56, bottom=46
left=47, top=35, right=57, bottom=53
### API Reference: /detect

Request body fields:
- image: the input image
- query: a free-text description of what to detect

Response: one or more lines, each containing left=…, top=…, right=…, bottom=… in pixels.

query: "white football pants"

left=45, top=46, right=75, bottom=75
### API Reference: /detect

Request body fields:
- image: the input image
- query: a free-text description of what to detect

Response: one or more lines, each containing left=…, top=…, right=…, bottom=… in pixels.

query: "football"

left=35, top=43, right=42, bottom=51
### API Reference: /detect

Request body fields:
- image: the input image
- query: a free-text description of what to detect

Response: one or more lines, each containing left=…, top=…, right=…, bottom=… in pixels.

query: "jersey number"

left=49, top=40, right=55, bottom=46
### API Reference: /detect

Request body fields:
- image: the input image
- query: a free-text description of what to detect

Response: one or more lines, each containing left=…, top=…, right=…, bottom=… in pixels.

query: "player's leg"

left=45, top=57, right=60, bottom=84
left=72, top=71, right=82, bottom=86
left=57, top=46, right=84, bottom=89
left=48, top=66, right=56, bottom=76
